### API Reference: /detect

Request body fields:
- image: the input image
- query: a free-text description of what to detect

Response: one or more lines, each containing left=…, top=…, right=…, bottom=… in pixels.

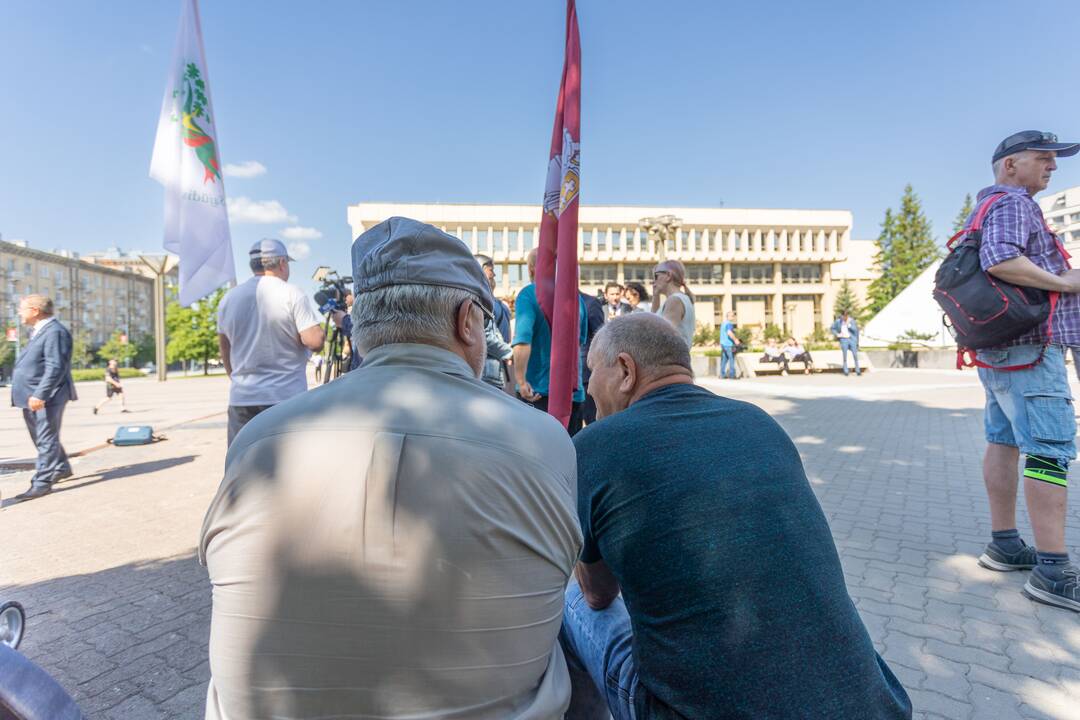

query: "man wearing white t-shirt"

left=218, top=238, right=325, bottom=445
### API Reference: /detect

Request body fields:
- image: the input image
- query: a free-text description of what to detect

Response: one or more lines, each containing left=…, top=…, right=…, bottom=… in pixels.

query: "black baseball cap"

left=992, top=130, right=1080, bottom=163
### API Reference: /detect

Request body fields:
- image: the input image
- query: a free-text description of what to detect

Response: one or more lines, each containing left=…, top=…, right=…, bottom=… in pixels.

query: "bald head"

left=586, top=314, right=694, bottom=420
left=526, top=248, right=538, bottom=280
left=591, top=313, right=692, bottom=376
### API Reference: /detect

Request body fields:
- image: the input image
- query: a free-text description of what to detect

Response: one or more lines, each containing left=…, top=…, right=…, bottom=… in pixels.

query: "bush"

left=763, top=323, right=784, bottom=341
left=72, top=367, right=142, bottom=382
left=693, top=324, right=719, bottom=347
left=733, top=326, right=753, bottom=346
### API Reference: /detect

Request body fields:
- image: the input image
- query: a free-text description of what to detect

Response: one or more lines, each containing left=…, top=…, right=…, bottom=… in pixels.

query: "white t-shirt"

left=217, top=276, right=323, bottom=407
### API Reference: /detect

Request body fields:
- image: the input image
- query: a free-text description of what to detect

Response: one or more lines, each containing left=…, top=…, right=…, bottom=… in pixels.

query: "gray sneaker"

left=1023, top=565, right=1080, bottom=612
left=978, top=540, right=1038, bottom=571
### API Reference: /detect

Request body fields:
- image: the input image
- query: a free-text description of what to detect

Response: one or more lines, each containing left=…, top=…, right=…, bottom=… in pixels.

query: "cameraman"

left=329, top=294, right=362, bottom=372
left=218, top=238, right=325, bottom=445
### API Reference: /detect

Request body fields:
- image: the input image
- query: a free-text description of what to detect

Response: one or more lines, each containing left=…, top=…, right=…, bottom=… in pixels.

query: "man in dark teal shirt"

left=563, top=313, right=912, bottom=719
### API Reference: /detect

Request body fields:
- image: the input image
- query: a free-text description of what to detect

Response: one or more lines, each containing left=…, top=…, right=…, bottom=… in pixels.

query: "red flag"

left=536, top=0, right=581, bottom=429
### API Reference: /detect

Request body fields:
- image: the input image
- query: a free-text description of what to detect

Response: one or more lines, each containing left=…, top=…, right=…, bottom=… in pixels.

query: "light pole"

left=137, top=255, right=178, bottom=382
left=637, top=214, right=683, bottom=262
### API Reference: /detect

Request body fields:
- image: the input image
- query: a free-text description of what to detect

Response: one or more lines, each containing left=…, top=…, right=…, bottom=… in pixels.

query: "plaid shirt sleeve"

left=979, top=194, right=1032, bottom=271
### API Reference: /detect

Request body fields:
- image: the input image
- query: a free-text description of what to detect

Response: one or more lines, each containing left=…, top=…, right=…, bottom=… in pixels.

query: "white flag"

left=150, top=0, right=235, bottom=306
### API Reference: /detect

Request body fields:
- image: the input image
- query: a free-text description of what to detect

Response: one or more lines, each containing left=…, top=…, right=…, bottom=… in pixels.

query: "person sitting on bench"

left=783, top=336, right=814, bottom=374
left=761, top=337, right=789, bottom=375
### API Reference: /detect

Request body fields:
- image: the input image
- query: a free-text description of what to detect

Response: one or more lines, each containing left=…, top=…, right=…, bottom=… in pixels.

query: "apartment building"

left=347, top=202, right=878, bottom=340
left=0, top=238, right=155, bottom=347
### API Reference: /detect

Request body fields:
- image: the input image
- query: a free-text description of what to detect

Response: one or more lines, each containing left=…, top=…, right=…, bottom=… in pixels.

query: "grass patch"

left=72, top=367, right=143, bottom=382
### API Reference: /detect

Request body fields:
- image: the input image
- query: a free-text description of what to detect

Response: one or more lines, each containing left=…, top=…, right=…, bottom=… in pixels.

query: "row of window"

left=583, top=229, right=834, bottom=255
left=438, top=227, right=839, bottom=255
left=495, top=263, right=824, bottom=287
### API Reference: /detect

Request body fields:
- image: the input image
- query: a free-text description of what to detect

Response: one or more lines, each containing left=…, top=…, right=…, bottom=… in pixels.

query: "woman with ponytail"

left=651, top=259, right=696, bottom=348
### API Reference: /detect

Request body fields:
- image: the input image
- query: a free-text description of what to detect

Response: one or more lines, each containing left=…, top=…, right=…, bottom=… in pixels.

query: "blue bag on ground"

left=112, top=426, right=155, bottom=446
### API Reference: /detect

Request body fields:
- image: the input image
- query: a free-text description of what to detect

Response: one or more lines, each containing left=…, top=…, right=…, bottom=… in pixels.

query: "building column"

left=721, top=263, right=733, bottom=315
left=821, top=262, right=834, bottom=330
left=772, top=263, right=783, bottom=328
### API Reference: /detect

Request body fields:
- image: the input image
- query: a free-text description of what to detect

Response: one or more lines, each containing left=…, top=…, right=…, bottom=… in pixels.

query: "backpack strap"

left=946, top=192, right=1009, bottom=250
left=957, top=344, right=1048, bottom=372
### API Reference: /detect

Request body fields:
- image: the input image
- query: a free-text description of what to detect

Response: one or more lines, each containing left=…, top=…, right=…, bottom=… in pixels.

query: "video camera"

left=312, top=266, right=353, bottom=314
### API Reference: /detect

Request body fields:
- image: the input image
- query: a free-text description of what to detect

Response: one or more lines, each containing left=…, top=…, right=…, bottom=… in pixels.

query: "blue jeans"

left=719, top=346, right=736, bottom=378
left=560, top=579, right=640, bottom=720
left=839, top=338, right=860, bottom=375
left=977, top=344, right=1076, bottom=462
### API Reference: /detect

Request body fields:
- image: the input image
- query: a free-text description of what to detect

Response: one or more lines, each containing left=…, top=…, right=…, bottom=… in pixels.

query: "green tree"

left=0, top=337, right=15, bottom=377
left=866, top=184, right=938, bottom=316
left=70, top=329, right=94, bottom=369
left=97, top=330, right=138, bottom=366
left=166, top=287, right=225, bottom=374
left=833, top=279, right=863, bottom=321
left=763, top=322, right=784, bottom=341
left=133, top=334, right=156, bottom=367
left=952, top=193, right=974, bottom=235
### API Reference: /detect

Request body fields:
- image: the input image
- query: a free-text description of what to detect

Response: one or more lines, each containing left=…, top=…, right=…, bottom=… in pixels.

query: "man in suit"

left=11, top=295, right=77, bottom=501
left=831, top=311, right=861, bottom=376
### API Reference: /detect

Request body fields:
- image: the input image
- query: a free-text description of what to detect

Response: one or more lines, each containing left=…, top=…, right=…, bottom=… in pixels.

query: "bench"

left=735, top=349, right=874, bottom=378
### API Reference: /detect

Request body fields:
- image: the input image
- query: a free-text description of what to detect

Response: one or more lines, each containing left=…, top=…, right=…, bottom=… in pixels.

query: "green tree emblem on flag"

left=179, top=62, right=222, bottom=184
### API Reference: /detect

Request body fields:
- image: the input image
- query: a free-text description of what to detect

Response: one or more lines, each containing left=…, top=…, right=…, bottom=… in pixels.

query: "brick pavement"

left=0, top=369, right=1078, bottom=719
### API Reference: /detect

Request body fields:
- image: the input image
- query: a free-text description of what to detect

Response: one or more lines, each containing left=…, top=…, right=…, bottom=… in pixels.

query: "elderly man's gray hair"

left=591, top=313, right=693, bottom=376
left=249, top=255, right=287, bottom=274
left=352, top=283, right=477, bottom=354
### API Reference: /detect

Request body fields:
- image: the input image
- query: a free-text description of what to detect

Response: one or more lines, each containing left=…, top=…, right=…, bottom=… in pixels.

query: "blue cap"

left=993, top=130, right=1079, bottom=163
left=249, top=237, right=294, bottom=261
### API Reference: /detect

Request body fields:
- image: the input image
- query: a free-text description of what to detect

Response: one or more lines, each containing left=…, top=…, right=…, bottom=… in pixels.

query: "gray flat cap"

left=352, top=217, right=494, bottom=317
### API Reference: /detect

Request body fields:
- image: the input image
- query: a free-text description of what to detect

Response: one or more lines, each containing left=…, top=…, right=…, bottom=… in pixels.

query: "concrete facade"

left=1038, top=185, right=1080, bottom=257
left=0, top=239, right=156, bottom=348
left=347, top=202, right=877, bottom=341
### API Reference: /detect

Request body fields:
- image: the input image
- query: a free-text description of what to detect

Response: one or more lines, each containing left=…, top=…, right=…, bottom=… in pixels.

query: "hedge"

left=72, top=367, right=144, bottom=382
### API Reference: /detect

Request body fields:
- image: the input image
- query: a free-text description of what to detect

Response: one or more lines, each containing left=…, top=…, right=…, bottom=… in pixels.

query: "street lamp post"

left=137, top=255, right=178, bottom=382
left=637, top=214, right=683, bottom=262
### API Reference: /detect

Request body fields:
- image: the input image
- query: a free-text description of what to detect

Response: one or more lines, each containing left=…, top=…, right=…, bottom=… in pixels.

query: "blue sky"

left=3, top=0, right=1080, bottom=293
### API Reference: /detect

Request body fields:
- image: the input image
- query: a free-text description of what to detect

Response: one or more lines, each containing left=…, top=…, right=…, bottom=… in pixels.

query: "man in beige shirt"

left=199, top=217, right=582, bottom=720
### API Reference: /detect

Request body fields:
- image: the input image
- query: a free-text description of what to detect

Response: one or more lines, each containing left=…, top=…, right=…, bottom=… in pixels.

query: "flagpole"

left=536, top=0, right=582, bottom=429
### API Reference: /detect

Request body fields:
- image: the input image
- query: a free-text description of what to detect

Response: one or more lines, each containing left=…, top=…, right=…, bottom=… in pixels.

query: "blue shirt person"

left=512, top=283, right=588, bottom=403
left=718, top=310, right=741, bottom=379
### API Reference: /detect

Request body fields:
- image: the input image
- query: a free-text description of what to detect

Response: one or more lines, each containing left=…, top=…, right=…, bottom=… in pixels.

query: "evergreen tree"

left=866, top=184, right=938, bottom=316
left=166, top=287, right=225, bottom=374
left=952, top=193, right=974, bottom=235
left=833, top=279, right=862, bottom=321
left=97, top=330, right=138, bottom=366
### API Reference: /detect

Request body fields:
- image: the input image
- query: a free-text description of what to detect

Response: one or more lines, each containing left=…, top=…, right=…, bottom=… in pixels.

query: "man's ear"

left=455, top=301, right=481, bottom=347
left=617, top=352, right=636, bottom=393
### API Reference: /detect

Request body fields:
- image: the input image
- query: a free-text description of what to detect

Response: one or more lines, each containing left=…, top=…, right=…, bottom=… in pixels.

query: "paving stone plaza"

left=1, top=370, right=1078, bottom=719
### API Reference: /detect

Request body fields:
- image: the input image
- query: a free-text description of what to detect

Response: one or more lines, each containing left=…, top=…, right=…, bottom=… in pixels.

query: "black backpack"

left=933, top=192, right=1059, bottom=369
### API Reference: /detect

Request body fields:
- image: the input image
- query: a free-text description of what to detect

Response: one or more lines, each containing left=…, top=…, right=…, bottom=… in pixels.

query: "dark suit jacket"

left=11, top=319, right=78, bottom=408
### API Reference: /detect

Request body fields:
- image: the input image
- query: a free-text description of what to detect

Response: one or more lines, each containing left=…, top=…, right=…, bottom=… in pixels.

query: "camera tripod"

left=320, top=314, right=350, bottom=384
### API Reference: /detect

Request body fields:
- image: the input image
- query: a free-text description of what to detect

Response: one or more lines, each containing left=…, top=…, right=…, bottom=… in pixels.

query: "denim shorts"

left=977, top=344, right=1077, bottom=462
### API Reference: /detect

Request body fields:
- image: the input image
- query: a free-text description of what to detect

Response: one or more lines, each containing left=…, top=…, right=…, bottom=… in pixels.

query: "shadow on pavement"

left=0, top=553, right=211, bottom=719
left=52, top=455, right=199, bottom=496
left=718, top=389, right=1080, bottom=718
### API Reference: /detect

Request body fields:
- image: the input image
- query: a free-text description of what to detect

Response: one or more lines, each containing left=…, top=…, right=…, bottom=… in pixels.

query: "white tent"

left=862, top=260, right=954, bottom=347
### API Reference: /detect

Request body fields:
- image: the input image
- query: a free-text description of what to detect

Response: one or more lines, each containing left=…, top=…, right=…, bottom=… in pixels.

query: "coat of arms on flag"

left=544, top=128, right=581, bottom=218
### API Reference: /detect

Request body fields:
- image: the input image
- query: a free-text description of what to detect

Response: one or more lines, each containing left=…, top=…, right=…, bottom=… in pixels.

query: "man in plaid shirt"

left=974, top=130, right=1080, bottom=612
